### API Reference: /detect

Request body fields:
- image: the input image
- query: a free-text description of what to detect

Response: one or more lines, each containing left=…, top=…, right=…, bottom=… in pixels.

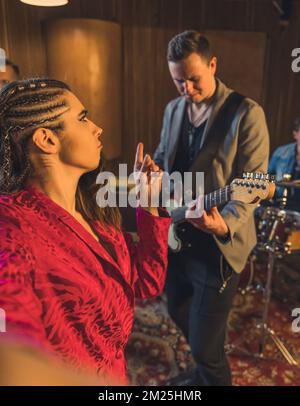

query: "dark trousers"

left=166, top=250, right=240, bottom=386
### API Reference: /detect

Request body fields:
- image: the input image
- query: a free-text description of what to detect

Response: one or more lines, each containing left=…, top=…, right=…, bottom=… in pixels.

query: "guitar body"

left=168, top=222, right=195, bottom=253
left=168, top=223, right=182, bottom=253
left=168, top=221, right=217, bottom=254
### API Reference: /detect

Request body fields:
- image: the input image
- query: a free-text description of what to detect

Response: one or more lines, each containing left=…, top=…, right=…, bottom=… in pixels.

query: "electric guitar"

left=167, top=172, right=276, bottom=253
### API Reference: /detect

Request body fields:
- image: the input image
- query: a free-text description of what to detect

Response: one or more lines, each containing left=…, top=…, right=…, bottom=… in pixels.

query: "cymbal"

left=276, top=180, right=300, bottom=189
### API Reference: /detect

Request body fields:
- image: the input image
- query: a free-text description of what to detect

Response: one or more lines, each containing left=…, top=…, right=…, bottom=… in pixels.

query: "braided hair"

left=0, top=78, right=121, bottom=228
left=0, top=78, right=70, bottom=193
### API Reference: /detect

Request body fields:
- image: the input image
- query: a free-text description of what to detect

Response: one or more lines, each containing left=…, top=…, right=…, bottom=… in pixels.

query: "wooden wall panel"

left=205, top=30, right=267, bottom=103
left=203, top=0, right=252, bottom=31
left=0, top=0, right=47, bottom=76
left=123, top=26, right=178, bottom=166
left=0, top=0, right=300, bottom=166
left=44, top=18, right=122, bottom=160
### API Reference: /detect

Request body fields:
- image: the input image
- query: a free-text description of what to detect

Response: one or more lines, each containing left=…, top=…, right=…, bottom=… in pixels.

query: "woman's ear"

left=32, top=128, right=60, bottom=154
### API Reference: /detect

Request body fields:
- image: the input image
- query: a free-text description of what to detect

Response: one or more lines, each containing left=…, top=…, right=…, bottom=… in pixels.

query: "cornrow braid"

left=0, top=78, right=70, bottom=193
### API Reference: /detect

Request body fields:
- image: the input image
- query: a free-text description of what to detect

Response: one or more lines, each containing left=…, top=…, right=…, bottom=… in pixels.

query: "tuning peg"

left=242, top=172, right=254, bottom=179
left=252, top=172, right=266, bottom=180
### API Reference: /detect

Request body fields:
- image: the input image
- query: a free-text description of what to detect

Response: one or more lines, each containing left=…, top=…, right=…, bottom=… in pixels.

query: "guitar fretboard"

left=170, top=185, right=231, bottom=224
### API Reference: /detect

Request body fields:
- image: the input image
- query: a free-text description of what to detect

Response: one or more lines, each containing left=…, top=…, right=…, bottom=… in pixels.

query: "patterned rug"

left=126, top=257, right=300, bottom=386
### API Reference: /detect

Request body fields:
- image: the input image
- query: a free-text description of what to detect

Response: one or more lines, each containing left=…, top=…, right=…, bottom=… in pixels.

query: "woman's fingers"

left=150, top=161, right=159, bottom=172
left=134, top=142, right=144, bottom=170
left=139, top=154, right=150, bottom=174
left=134, top=144, right=161, bottom=183
left=140, top=155, right=159, bottom=174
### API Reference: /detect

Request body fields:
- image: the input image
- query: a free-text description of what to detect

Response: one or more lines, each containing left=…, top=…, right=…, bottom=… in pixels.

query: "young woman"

left=0, top=78, right=171, bottom=383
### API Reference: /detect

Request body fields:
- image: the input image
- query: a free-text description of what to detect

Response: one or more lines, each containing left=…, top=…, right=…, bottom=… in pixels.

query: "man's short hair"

left=293, top=117, right=300, bottom=131
left=167, top=30, right=212, bottom=64
left=5, top=58, right=20, bottom=77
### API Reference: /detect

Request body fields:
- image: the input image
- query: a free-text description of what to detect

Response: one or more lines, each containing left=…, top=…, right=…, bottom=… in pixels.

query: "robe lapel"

left=55, top=214, right=135, bottom=303
left=24, top=184, right=122, bottom=273
left=58, top=214, right=121, bottom=272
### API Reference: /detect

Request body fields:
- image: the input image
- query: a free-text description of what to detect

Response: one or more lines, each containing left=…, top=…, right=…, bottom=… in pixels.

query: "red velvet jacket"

left=0, top=186, right=171, bottom=382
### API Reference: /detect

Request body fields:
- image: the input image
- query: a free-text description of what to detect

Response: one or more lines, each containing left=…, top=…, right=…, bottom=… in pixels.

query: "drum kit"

left=227, top=175, right=300, bottom=366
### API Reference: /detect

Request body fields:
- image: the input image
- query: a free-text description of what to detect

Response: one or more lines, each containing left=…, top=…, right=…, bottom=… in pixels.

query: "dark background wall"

left=1, top=0, right=300, bottom=167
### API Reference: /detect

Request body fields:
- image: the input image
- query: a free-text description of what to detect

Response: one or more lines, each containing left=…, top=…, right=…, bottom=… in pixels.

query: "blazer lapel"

left=189, top=78, right=231, bottom=173
left=167, top=98, right=187, bottom=171
left=200, top=78, right=227, bottom=144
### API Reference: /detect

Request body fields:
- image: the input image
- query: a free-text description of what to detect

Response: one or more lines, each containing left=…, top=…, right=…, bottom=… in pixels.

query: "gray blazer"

left=154, top=78, right=270, bottom=273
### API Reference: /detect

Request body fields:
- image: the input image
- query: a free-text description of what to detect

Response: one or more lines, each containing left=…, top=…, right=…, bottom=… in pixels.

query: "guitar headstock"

left=230, top=173, right=276, bottom=203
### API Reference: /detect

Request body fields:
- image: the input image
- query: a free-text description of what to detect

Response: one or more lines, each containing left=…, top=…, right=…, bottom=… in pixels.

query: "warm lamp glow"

left=20, top=0, right=68, bottom=7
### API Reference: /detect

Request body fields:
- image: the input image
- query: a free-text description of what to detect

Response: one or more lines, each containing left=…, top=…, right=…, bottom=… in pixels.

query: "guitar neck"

left=170, top=185, right=231, bottom=224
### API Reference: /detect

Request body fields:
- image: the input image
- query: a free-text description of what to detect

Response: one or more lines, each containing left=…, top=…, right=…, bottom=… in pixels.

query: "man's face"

left=168, top=52, right=217, bottom=104
left=293, top=125, right=300, bottom=142
left=0, top=64, right=18, bottom=89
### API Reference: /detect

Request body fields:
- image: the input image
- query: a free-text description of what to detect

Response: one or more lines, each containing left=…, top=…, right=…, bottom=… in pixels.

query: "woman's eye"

left=80, top=117, right=88, bottom=122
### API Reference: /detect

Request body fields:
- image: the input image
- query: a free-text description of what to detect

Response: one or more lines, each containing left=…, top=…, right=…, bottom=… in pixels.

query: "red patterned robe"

left=0, top=186, right=171, bottom=383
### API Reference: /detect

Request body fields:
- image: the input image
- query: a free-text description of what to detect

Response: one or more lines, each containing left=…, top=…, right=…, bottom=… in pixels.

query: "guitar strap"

left=189, top=91, right=245, bottom=175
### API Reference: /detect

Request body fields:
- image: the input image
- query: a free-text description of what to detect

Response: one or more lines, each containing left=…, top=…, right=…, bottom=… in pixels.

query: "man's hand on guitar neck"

left=187, top=205, right=229, bottom=238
